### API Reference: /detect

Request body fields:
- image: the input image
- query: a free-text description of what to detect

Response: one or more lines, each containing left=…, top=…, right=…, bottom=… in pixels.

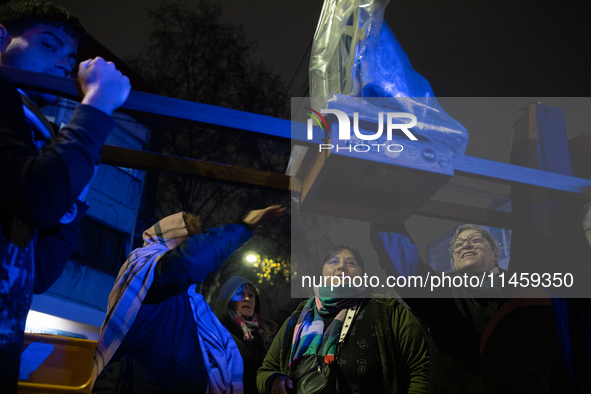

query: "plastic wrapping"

left=309, top=0, right=390, bottom=107
left=309, top=0, right=469, bottom=156
left=323, top=95, right=464, bottom=172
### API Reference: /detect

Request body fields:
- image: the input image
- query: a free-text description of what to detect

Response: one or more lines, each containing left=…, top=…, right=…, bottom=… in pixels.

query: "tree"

left=128, top=0, right=294, bottom=314
left=128, top=0, right=288, bottom=114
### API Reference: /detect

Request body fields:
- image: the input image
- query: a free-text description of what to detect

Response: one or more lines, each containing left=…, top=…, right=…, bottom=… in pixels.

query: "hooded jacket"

left=215, top=276, right=270, bottom=394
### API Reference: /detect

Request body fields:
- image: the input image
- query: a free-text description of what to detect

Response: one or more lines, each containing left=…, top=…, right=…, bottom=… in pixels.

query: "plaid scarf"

left=228, top=308, right=262, bottom=341
left=289, top=285, right=362, bottom=366
left=92, top=213, right=243, bottom=394
left=187, top=285, right=244, bottom=394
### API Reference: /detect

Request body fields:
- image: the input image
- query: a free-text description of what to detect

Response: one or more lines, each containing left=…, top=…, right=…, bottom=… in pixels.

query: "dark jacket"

left=215, top=276, right=271, bottom=394
left=93, top=224, right=253, bottom=394
left=0, top=70, right=114, bottom=229
left=370, top=223, right=576, bottom=394
left=256, top=297, right=429, bottom=394
left=371, top=223, right=504, bottom=394
left=0, top=69, right=112, bottom=394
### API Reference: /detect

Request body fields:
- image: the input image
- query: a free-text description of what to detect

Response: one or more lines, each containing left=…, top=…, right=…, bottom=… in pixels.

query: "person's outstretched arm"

left=146, top=205, right=285, bottom=302
left=370, top=222, right=430, bottom=278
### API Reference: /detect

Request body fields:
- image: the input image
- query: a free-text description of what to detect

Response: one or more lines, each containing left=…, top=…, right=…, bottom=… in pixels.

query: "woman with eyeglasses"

left=371, top=222, right=572, bottom=393
left=448, top=225, right=500, bottom=274
left=372, top=223, right=509, bottom=393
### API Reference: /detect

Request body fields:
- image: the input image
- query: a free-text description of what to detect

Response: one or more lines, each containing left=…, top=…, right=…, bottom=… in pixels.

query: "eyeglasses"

left=449, top=233, right=485, bottom=254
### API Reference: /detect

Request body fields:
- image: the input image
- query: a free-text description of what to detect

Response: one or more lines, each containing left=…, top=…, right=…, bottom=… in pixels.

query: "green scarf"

left=289, top=285, right=364, bottom=365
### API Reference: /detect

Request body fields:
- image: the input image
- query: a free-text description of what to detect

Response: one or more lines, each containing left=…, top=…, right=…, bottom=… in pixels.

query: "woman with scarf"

left=215, top=276, right=276, bottom=394
left=256, top=245, right=429, bottom=394
left=91, top=205, right=284, bottom=394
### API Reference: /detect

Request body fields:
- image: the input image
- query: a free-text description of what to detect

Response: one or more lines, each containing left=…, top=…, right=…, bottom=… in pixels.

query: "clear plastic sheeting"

left=309, top=0, right=390, bottom=108
left=325, top=95, right=469, bottom=160
left=309, top=0, right=469, bottom=156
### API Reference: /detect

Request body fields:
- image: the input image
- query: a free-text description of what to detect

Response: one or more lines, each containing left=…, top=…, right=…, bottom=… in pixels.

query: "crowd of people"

left=1, top=1, right=589, bottom=393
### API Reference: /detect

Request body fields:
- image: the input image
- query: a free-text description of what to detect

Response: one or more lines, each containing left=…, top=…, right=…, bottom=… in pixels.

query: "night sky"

left=49, top=0, right=590, bottom=98
left=45, top=0, right=591, bottom=255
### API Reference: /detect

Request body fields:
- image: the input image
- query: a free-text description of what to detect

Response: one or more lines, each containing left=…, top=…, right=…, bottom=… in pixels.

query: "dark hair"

left=231, top=282, right=277, bottom=338
left=0, top=0, right=86, bottom=44
left=449, top=224, right=499, bottom=265
left=322, top=245, right=365, bottom=272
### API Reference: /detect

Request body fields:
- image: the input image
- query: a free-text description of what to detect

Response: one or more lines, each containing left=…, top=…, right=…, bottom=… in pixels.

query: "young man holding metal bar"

left=0, top=1, right=130, bottom=391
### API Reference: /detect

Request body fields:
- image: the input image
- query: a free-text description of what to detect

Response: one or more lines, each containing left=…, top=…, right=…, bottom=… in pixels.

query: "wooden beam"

left=1, top=66, right=298, bottom=140
left=101, top=145, right=291, bottom=193
left=5, top=66, right=591, bottom=206
left=453, top=155, right=591, bottom=200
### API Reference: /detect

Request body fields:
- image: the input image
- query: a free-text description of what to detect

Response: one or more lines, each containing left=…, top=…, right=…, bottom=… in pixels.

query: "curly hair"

left=0, top=0, right=86, bottom=44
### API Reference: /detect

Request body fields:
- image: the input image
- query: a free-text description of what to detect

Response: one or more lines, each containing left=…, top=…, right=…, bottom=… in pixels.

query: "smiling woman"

left=449, top=224, right=500, bottom=274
